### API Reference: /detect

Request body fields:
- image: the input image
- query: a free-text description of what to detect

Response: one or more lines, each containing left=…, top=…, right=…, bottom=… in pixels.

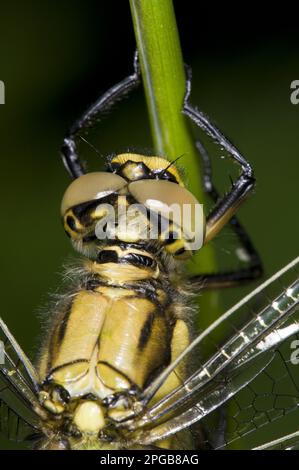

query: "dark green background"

left=0, top=1, right=298, bottom=450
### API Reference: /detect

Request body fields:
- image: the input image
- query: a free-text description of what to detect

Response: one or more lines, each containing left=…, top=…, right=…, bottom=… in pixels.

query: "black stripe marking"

left=57, top=298, right=74, bottom=344
left=98, top=250, right=119, bottom=263
left=105, top=239, right=160, bottom=255
left=175, top=247, right=186, bottom=256
left=122, top=252, right=157, bottom=269
left=163, top=231, right=179, bottom=245
left=47, top=302, right=73, bottom=375
left=138, top=312, right=155, bottom=350
left=72, top=195, right=117, bottom=220
left=66, top=215, right=76, bottom=231
left=97, top=249, right=156, bottom=270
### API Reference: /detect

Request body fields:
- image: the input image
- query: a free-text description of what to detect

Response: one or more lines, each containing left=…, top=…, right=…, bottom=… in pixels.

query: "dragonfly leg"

left=61, top=51, right=140, bottom=178
left=190, top=139, right=262, bottom=288
left=182, top=70, right=263, bottom=288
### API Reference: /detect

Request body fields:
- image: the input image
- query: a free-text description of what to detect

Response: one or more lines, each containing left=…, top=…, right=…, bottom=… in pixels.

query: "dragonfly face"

left=61, top=153, right=203, bottom=260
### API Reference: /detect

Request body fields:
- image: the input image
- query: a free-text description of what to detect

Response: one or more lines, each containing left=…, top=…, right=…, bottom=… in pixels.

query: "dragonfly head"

left=60, top=153, right=205, bottom=260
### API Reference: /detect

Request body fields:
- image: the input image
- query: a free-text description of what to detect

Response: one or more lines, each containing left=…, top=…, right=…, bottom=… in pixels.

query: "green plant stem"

left=130, top=0, right=219, bottom=327
left=130, top=0, right=202, bottom=200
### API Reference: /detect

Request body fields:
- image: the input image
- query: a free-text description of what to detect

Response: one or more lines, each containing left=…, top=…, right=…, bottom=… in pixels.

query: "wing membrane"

left=134, top=352, right=274, bottom=445
left=254, top=430, right=299, bottom=450
left=207, top=329, right=299, bottom=449
left=0, top=317, right=42, bottom=441
left=128, top=257, right=299, bottom=446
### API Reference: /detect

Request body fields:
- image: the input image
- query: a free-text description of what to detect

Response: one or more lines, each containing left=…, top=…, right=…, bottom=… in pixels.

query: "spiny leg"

left=61, top=51, right=140, bottom=178
left=182, top=68, right=262, bottom=287
left=192, top=140, right=263, bottom=288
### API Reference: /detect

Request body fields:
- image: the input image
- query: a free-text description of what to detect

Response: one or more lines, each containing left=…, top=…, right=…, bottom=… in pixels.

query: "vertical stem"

left=130, top=0, right=219, bottom=327
left=130, top=0, right=202, bottom=201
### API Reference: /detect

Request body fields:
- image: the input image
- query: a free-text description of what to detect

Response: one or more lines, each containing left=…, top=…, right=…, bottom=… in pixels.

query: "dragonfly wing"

left=253, top=430, right=299, bottom=450
left=129, top=257, right=299, bottom=433
left=0, top=317, right=43, bottom=441
left=0, top=400, right=40, bottom=442
left=206, top=329, right=299, bottom=449
left=134, top=352, right=274, bottom=445
left=135, top=322, right=299, bottom=447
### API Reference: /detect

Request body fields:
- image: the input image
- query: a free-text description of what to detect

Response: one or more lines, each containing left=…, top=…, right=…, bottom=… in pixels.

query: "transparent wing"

left=133, top=352, right=276, bottom=446
left=126, top=257, right=299, bottom=446
left=0, top=317, right=43, bottom=441
left=253, top=430, right=299, bottom=450
left=205, top=328, right=299, bottom=449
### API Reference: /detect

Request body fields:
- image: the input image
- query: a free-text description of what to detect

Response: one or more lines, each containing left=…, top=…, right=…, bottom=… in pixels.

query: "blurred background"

left=0, top=1, right=298, bottom=450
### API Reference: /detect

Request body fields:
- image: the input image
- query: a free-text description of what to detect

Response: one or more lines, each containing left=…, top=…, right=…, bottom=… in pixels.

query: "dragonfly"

left=1, top=52, right=297, bottom=450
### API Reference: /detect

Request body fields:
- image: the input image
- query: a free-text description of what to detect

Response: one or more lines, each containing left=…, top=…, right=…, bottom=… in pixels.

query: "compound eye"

left=129, top=180, right=205, bottom=253
left=61, top=172, right=126, bottom=216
